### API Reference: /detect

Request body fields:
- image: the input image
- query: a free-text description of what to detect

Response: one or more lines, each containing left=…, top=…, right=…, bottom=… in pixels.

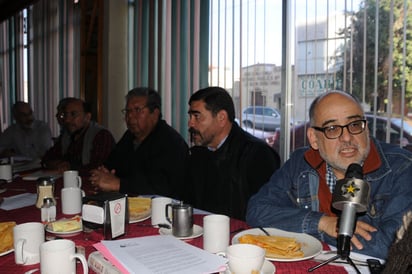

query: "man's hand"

left=89, top=166, right=120, bottom=192
left=43, top=160, right=70, bottom=172
left=0, top=148, right=16, bottom=158
left=318, top=216, right=377, bottom=250
left=351, top=220, right=377, bottom=249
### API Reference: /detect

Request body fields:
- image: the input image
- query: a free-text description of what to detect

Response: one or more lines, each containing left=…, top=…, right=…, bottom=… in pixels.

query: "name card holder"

left=82, top=192, right=129, bottom=240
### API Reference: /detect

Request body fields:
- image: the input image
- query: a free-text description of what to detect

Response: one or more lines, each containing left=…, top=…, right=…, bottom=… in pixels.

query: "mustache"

left=188, top=127, right=199, bottom=135
left=339, top=142, right=360, bottom=150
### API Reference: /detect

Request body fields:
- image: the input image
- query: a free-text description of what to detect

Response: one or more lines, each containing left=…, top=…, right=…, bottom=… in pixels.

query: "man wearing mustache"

left=184, top=86, right=281, bottom=220
left=42, top=98, right=115, bottom=174
left=246, top=91, right=412, bottom=260
left=89, top=87, right=189, bottom=199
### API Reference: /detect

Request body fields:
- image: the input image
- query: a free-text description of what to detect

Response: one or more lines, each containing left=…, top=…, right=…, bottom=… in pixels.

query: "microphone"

left=332, top=163, right=370, bottom=258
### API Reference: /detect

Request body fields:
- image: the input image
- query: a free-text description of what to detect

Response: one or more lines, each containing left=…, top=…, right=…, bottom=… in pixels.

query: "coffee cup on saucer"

left=226, top=244, right=265, bottom=274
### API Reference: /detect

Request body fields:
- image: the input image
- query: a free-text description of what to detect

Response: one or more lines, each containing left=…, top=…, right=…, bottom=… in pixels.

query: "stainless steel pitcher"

left=165, top=201, right=193, bottom=237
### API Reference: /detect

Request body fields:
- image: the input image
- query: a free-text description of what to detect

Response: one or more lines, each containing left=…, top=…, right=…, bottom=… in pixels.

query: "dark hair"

left=126, top=87, right=162, bottom=116
left=12, top=101, right=31, bottom=114
left=189, top=86, right=235, bottom=122
left=57, top=97, right=75, bottom=112
left=59, top=98, right=91, bottom=113
left=309, top=90, right=363, bottom=126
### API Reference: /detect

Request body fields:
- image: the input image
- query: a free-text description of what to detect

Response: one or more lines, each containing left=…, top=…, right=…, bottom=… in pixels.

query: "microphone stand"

left=309, top=164, right=369, bottom=273
left=308, top=233, right=361, bottom=273
left=308, top=253, right=361, bottom=273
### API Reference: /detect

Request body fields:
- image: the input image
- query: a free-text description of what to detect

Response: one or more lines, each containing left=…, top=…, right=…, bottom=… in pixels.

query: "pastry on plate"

left=50, top=216, right=82, bottom=232
left=128, top=196, right=151, bottom=220
left=0, top=221, right=16, bottom=253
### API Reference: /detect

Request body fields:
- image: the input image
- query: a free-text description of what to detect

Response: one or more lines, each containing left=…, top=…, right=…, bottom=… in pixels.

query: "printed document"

left=94, top=235, right=227, bottom=274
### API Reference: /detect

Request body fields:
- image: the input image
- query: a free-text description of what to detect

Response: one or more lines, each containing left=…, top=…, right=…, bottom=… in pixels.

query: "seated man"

left=89, top=87, right=189, bottom=200
left=0, top=101, right=52, bottom=160
left=42, top=98, right=115, bottom=173
left=183, top=86, right=281, bottom=220
left=246, top=91, right=412, bottom=259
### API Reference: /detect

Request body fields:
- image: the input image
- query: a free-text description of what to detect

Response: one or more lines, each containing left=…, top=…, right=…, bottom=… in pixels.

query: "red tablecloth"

left=0, top=172, right=347, bottom=274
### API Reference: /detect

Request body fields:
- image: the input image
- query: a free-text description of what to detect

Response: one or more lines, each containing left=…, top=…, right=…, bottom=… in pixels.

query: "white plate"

left=220, top=259, right=276, bottom=274
left=232, top=227, right=322, bottom=262
left=129, top=213, right=151, bottom=224
left=46, top=221, right=83, bottom=237
left=158, top=224, right=203, bottom=240
left=0, top=248, right=14, bottom=256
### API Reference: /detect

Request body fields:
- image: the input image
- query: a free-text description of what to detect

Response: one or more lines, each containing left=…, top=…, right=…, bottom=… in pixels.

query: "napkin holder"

left=82, top=192, right=129, bottom=240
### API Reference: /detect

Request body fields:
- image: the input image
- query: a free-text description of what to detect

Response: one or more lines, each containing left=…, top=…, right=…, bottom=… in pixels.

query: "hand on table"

left=89, top=166, right=120, bottom=192
left=318, top=215, right=377, bottom=250
left=42, top=160, right=70, bottom=172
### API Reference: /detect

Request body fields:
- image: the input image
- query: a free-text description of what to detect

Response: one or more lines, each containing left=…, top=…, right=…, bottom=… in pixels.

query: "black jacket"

left=105, top=120, right=189, bottom=200
left=184, top=123, right=280, bottom=220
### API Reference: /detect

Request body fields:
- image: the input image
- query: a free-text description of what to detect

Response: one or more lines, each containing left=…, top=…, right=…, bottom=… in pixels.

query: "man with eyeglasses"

left=42, top=98, right=115, bottom=173
left=89, top=87, right=189, bottom=200
left=246, top=91, right=412, bottom=260
left=0, top=101, right=52, bottom=160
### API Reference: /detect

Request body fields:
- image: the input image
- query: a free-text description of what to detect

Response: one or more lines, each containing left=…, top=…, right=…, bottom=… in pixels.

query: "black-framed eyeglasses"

left=312, top=119, right=367, bottom=139
left=121, top=105, right=147, bottom=115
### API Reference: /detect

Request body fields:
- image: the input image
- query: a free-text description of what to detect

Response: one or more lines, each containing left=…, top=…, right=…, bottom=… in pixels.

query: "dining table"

left=0, top=168, right=349, bottom=274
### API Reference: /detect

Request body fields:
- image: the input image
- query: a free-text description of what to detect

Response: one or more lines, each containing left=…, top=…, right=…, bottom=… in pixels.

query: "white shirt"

left=0, top=120, right=52, bottom=160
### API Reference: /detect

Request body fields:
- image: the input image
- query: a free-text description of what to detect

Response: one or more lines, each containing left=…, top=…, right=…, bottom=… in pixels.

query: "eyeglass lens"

left=323, top=120, right=366, bottom=139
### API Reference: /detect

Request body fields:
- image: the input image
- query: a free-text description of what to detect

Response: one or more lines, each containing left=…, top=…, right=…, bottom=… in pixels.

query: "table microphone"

left=332, top=163, right=370, bottom=258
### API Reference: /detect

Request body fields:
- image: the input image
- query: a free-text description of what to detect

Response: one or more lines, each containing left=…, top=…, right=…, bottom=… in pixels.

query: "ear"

left=217, top=110, right=227, bottom=122
left=85, top=112, right=92, bottom=122
left=307, top=127, right=319, bottom=150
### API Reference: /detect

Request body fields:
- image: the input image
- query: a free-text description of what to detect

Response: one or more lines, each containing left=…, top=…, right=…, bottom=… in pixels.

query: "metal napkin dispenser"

left=82, top=192, right=128, bottom=240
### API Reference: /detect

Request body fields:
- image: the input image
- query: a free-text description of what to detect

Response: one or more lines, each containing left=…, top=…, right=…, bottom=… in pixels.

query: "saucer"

left=158, top=224, right=203, bottom=240
left=220, top=259, right=276, bottom=274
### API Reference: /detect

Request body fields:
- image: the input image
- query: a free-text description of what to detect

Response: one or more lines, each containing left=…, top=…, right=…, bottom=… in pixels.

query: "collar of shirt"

left=326, top=164, right=337, bottom=193
left=207, top=135, right=228, bottom=151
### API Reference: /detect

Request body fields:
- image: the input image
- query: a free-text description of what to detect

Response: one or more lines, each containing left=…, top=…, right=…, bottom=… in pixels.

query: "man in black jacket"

left=90, top=87, right=189, bottom=200
left=184, top=86, right=280, bottom=220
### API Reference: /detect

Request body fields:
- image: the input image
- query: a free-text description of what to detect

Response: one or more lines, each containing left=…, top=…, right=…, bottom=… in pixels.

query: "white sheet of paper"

left=12, top=159, right=42, bottom=173
left=99, top=235, right=227, bottom=274
left=21, top=170, right=62, bottom=180
left=0, top=193, right=37, bottom=210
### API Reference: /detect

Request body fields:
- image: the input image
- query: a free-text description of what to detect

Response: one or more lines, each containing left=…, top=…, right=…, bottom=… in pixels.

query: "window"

left=209, top=0, right=412, bottom=161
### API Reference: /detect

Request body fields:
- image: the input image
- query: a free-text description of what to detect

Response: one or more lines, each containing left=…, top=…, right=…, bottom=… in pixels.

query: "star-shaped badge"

left=341, top=181, right=360, bottom=198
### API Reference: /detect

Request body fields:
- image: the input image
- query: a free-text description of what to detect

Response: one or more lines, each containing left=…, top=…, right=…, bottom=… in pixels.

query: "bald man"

left=247, top=91, right=412, bottom=260
left=0, top=101, right=52, bottom=159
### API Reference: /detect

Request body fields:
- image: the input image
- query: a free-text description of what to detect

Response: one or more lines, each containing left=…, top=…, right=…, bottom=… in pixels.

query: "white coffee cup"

left=203, top=214, right=230, bottom=253
left=61, top=187, right=83, bottom=215
left=226, top=244, right=265, bottom=274
left=0, top=164, right=12, bottom=182
left=63, top=170, right=82, bottom=188
left=13, top=222, right=45, bottom=265
left=151, top=197, right=172, bottom=227
left=40, top=239, right=88, bottom=274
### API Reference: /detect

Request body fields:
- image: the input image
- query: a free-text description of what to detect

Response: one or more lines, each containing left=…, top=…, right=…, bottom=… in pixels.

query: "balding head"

left=309, top=91, right=363, bottom=126
left=307, top=91, right=369, bottom=179
left=12, top=101, right=34, bottom=129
